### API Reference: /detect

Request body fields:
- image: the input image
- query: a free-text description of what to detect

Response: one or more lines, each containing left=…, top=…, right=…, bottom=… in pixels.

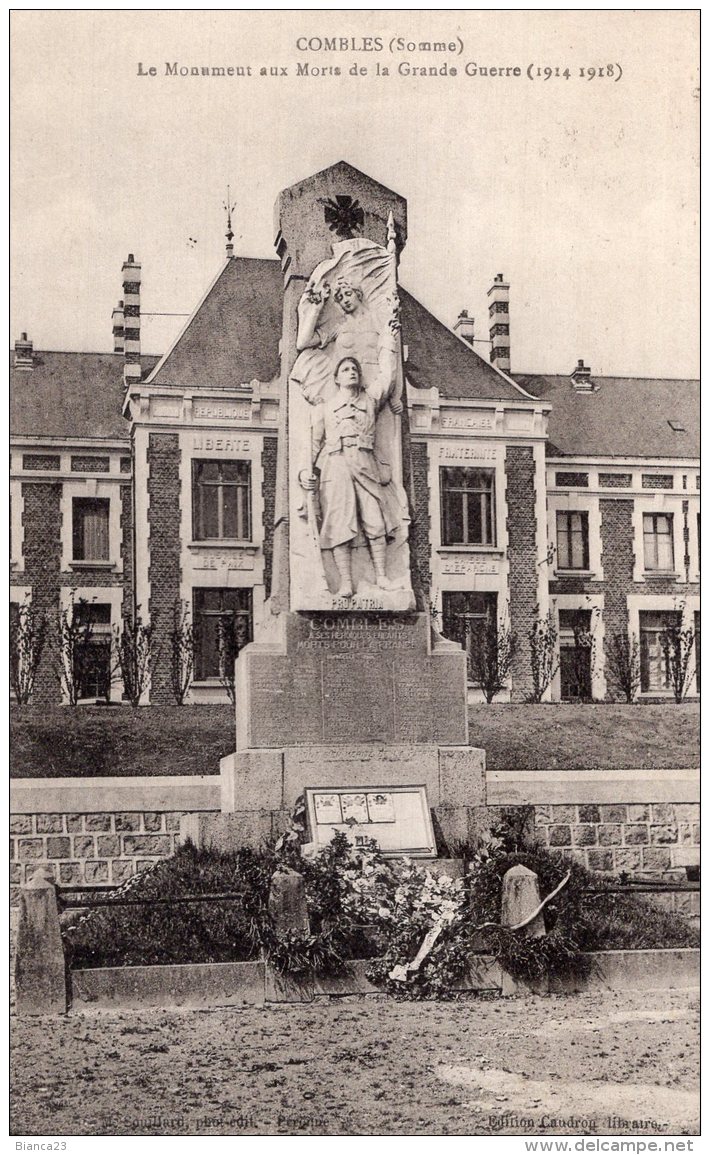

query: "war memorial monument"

left=214, top=162, right=487, bottom=857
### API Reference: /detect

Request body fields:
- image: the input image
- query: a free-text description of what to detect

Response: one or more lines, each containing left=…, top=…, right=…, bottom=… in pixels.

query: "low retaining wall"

left=10, top=767, right=700, bottom=904
left=73, top=960, right=265, bottom=1009
left=67, top=948, right=699, bottom=1011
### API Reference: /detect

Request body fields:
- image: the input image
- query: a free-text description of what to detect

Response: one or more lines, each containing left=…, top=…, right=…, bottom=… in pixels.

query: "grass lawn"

left=469, top=701, right=699, bottom=771
left=10, top=701, right=698, bottom=778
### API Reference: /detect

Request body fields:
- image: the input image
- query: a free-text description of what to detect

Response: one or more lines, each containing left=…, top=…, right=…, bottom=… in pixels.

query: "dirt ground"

left=11, top=989, right=699, bottom=1137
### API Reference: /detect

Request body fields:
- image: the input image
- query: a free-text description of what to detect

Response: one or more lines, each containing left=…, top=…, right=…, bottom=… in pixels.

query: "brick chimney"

left=571, top=359, right=593, bottom=389
left=122, top=255, right=141, bottom=385
left=14, top=332, right=34, bottom=370
left=488, top=273, right=510, bottom=372
left=112, top=300, right=125, bottom=354
left=453, top=309, right=475, bottom=346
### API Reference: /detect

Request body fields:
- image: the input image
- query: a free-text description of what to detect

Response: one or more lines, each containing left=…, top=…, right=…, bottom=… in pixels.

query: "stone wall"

left=505, top=446, right=538, bottom=699
left=13, top=477, right=135, bottom=704
left=120, top=480, right=135, bottom=618
left=11, top=768, right=699, bottom=908
left=532, top=801, right=700, bottom=918
left=147, top=433, right=182, bottom=703
left=10, top=810, right=191, bottom=904
left=409, top=441, right=432, bottom=600
left=15, top=482, right=62, bottom=700
left=261, top=435, right=278, bottom=601
left=533, top=801, right=700, bottom=874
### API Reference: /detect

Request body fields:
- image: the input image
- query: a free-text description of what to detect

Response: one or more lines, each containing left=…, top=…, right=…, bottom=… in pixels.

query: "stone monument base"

left=196, top=609, right=489, bottom=856
left=207, top=741, right=488, bottom=855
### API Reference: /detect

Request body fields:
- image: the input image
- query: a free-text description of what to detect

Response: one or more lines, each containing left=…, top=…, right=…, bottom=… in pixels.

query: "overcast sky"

left=11, top=10, right=698, bottom=378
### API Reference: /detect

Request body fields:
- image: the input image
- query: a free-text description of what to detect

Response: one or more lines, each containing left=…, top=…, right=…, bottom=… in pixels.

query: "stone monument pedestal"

left=212, top=611, right=488, bottom=854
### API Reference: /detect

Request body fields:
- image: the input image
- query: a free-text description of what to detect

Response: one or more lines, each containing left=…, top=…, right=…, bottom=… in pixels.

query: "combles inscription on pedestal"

left=295, top=614, right=418, bottom=654
left=244, top=612, right=467, bottom=748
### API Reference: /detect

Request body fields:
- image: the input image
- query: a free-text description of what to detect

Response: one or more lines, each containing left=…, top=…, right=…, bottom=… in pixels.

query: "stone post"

left=500, top=863, right=547, bottom=996
left=268, top=868, right=310, bottom=936
left=501, top=863, right=546, bottom=936
left=15, top=867, right=67, bottom=1015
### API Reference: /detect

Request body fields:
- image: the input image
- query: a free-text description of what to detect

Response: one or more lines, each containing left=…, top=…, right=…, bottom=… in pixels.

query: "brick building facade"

left=10, top=164, right=699, bottom=707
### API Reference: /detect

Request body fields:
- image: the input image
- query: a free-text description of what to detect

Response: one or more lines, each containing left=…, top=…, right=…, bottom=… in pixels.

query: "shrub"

left=661, top=618, right=697, bottom=703
left=113, top=612, right=157, bottom=707
left=10, top=598, right=47, bottom=705
left=527, top=609, right=558, bottom=702
left=64, top=836, right=699, bottom=992
left=607, top=630, right=641, bottom=702
left=469, top=845, right=699, bottom=981
left=170, top=601, right=194, bottom=705
left=66, top=842, right=273, bottom=968
left=469, top=611, right=518, bottom=704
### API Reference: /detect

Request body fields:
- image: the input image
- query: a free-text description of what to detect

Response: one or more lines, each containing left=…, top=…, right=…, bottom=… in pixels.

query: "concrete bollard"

left=268, top=868, right=310, bottom=936
left=500, top=863, right=547, bottom=996
left=15, top=867, right=68, bottom=1015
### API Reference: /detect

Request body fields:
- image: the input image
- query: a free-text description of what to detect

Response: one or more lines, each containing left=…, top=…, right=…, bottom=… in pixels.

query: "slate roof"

left=148, top=258, right=283, bottom=389
left=514, top=373, right=700, bottom=460
left=148, top=255, right=528, bottom=403
left=10, top=352, right=157, bottom=441
left=400, top=290, right=527, bottom=402
left=10, top=259, right=699, bottom=462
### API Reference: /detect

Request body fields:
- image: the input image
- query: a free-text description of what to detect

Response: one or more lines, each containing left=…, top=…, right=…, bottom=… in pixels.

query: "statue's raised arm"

left=295, top=281, right=332, bottom=352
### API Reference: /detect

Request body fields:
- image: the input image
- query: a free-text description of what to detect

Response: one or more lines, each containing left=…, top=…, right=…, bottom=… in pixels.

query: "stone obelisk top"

left=275, top=160, right=407, bottom=283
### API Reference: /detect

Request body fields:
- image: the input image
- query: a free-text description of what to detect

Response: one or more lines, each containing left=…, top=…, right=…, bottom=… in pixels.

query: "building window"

left=599, top=473, right=632, bottom=488
left=441, top=591, right=497, bottom=682
left=193, top=588, right=253, bottom=681
left=639, top=610, right=680, bottom=693
left=555, top=472, right=588, bottom=488
left=23, top=454, right=60, bottom=471
left=193, top=460, right=251, bottom=541
left=643, top=513, right=674, bottom=571
left=72, top=498, right=110, bottom=561
left=642, top=474, right=673, bottom=490
left=556, top=511, right=589, bottom=570
left=71, top=455, right=110, bottom=473
left=558, top=609, right=593, bottom=701
left=440, top=468, right=495, bottom=546
left=72, top=602, right=112, bottom=701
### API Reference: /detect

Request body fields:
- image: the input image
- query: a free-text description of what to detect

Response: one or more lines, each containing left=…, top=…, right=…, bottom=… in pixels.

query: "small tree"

left=113, top=611, right=157, bottom=707
left=469, top=610, right=518, bottom=704
left=661, top=618, right=697, bottom=703
left=527, top=608, right=558, bottom=703
left=56, top=598, right=96, bottom=706
left=607, top=630, right=641, bottom=702
left=217, top=614, right=251, bottom=705
left=10, top=599, right=47, bottom=705
left=170, top=601, right=194, bottom=705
